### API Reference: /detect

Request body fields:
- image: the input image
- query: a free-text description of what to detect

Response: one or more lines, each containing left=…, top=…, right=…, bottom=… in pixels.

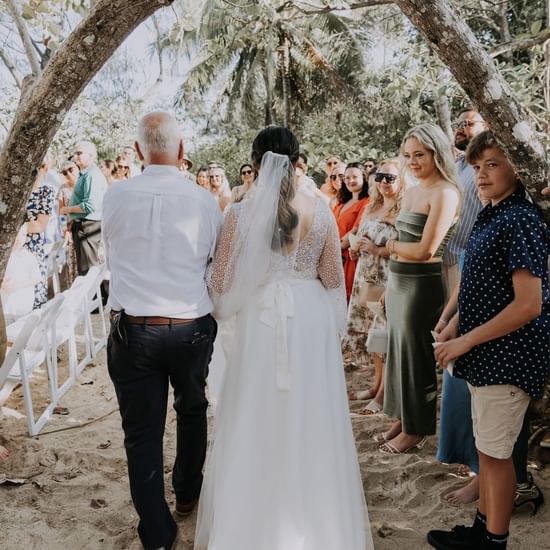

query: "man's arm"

left=435, top=268, right=542, bottom=366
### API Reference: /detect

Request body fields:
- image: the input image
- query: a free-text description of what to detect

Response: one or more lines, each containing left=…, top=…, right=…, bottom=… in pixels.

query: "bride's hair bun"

left=251, top=127, right=300, bottom=252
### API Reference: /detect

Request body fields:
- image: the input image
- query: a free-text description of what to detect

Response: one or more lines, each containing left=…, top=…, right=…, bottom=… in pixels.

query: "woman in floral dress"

left=24, top=163, right=55, bottom=308
left=343, top=159, right=405, bottom=413
left=57, top=160, right=80, bottom=286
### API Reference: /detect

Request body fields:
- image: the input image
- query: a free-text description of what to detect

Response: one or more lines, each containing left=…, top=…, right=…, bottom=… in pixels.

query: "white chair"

left=84, top=263, right=108, bottom=359
left=46, top=239, right=66, bottom=295
left=56, top=264, right=106, bottom=378
left=1, top=295, right=65, bottom=436
left=57, top=275, right=94, bottom=379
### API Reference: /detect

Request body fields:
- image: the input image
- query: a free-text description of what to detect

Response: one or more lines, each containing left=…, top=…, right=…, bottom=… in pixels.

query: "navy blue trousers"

left=107, top=314, right=217, bottom=550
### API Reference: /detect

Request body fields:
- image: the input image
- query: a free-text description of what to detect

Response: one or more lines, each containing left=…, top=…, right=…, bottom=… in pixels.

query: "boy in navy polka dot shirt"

left=428, top=131, right=550, bottom=550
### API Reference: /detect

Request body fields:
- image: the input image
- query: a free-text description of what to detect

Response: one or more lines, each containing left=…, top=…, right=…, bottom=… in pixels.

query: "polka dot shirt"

left=454, top=189, right=550, bottom=399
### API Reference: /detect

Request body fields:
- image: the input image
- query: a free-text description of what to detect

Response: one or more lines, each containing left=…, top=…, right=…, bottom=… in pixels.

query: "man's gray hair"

left=137, top=112, right=181, bottom=157
left=76, top=140, right=97, bottom=160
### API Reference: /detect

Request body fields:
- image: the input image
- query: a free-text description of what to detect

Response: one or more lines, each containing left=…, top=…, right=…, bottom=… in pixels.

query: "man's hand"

left=542, top=186, right=550, bottom=197
left=434, top=334, right=471, bottom=369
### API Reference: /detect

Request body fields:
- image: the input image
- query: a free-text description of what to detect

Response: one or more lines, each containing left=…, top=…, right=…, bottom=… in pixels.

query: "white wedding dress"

left=195, top=155, right=372, bottom=550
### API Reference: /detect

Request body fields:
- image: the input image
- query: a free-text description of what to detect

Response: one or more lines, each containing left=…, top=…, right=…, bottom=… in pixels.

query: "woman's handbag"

left=366, top=314, right=388, bottom=355
left=358, top=282, right=384, bottom=309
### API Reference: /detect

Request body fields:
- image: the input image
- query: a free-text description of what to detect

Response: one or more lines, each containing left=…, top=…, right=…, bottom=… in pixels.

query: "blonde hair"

left=401, top=123, right=461, bottom=194
left=366, top=158, right=406, bottom=218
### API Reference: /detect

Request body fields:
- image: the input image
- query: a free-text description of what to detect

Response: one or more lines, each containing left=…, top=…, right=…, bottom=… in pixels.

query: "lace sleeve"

left=207, top=205, right=239, bottom=297
left=318, top=214, right=347, bottom=335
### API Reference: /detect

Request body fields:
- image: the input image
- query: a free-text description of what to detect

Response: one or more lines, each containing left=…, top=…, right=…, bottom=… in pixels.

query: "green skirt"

left=383, top=260, right=444, bottom=436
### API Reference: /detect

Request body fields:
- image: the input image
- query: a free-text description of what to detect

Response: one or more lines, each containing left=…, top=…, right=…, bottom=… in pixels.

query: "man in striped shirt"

left=442, top=108, right=487, bottom=296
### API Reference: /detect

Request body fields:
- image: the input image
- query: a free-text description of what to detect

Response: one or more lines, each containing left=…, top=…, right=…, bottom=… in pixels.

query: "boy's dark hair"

left=465, top=130, right=500, bottom=164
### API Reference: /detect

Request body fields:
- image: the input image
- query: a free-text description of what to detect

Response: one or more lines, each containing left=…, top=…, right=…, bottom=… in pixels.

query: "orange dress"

left=332, top=198, right=369, bottom=301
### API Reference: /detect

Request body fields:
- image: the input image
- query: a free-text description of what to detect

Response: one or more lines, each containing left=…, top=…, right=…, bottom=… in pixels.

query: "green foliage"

left=170, top=0, right=372, bottom=129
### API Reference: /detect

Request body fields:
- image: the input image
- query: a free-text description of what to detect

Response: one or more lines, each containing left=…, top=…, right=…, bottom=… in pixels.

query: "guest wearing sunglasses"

left=321, top=162, right=346, bottom=208
left=231, top=163, right=257, bottom=203
left=345, top=161, right=405, bottom=414
left=60, top=140, right=108, bottom=276
left=320, top=155, right=342, bottom=202
left=113, top=156, right=131, bottom=182
left=57, top=160, right=80, bottom=285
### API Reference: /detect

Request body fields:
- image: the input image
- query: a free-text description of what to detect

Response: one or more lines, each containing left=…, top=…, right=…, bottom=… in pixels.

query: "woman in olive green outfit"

left=377, top=123, right=461, bottom=454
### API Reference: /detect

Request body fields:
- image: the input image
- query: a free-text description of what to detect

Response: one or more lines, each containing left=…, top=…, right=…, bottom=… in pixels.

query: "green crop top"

left=395, top=211, right=456, bottom=258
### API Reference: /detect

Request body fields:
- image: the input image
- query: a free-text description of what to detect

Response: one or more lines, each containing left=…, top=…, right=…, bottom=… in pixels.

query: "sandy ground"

left=1, top=315, right=549, bottom=549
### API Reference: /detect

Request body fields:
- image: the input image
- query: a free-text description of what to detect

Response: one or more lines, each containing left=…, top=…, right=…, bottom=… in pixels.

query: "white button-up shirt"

left=102, top=164, right=222, bottom=318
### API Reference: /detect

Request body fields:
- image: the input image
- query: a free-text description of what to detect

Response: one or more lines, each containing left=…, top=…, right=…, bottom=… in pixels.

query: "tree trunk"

left=0, top=0, right=174, bottom=360
left=264, top=64, right=274, bottom=126
left=278, top=33, right=291, bottom=128
left=395, top=0, right=549, bottom=223
left=497, top=1, right=513, bottom=63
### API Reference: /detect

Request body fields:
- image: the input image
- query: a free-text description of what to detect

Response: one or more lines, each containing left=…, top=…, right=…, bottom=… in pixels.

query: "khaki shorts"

left=468, top=383, right=530, bottom=459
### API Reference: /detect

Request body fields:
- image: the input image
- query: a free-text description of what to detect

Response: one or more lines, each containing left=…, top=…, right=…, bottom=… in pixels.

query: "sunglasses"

left=375, top=172, right=398, bottom=184
left=241, top=170, right=253, bottom=176
left=330, top=174, right=345, bottom=181
left=73, top=151, right=84, bottom=156
left=118, top=165, right=129, bottom=170
left=62, top=167, right=74, bottom=176
left=327, top=161, right=339, bottom=166
left=452, top=120, right=483, bottom=130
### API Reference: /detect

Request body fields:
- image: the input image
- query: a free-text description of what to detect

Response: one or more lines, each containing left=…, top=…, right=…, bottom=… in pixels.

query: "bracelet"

left=386, top=239, right=395, bottom=253
left=439, top=319, right=448, bottom=326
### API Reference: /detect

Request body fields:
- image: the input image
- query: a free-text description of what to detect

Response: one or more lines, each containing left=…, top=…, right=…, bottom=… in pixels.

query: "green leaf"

left=531, top=20, right=543, bottom=35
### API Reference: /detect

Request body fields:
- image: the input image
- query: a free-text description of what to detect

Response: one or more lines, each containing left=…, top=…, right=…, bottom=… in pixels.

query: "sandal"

left=359, top=400, right=383, bottom=415
left=379, top=437, right=427, bottom=455
left=348, top=389, right=375, bottom=401
left=373, top=431, right=390, bottom=443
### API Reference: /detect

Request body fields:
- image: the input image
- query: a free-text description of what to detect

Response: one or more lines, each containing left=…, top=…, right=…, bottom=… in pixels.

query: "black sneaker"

left=427, top=525, right=483, bottom=550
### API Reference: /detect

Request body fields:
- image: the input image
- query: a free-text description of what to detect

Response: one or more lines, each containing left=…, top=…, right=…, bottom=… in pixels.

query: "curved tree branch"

left=293, top=0, right=394, bottom=14
left=490, top=27, right=550, bottom=57
left=0, top=47, right=23, bottom=88
left=395, top=0, right=549, bottom=223
left=0, top=0, right=175, bottom=277
left=4, top=0, right=42, bottom=77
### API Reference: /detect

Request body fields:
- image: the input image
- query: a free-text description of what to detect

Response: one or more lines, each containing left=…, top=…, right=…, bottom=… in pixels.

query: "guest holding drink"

left=332, top=162, right=370, bottom=301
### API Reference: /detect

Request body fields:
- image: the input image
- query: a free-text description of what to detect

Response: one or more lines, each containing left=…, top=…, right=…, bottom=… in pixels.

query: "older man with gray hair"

left=61, top=140, right=107, bottom=275
left=102, top=112, right=222, bottom=550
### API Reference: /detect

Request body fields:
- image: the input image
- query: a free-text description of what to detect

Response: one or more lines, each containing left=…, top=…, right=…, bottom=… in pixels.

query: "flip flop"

left=379, top=437, right=427, bottom=455
left=348, top=389, right=375, bottom=401
left=359, top=400, right=383, bottom=415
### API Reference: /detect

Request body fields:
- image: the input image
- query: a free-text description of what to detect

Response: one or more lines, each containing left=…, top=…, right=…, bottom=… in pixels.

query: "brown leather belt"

left=122, top=313, right=195, bottom=325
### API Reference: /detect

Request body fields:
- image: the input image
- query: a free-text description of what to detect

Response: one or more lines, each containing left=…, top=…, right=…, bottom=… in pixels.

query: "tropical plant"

left=170, top=0, right=371, bottom=129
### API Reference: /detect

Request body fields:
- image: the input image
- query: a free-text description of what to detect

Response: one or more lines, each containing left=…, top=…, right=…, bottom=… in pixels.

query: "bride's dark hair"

left=251, top=126, right=300, bottom=251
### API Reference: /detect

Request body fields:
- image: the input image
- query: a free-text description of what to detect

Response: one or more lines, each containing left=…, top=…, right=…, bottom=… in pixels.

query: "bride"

left=195, top=127, right=372, bottom=550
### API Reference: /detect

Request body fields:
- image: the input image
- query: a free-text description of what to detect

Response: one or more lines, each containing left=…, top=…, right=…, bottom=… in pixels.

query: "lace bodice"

left=207, top=197, right=347, bottom=332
